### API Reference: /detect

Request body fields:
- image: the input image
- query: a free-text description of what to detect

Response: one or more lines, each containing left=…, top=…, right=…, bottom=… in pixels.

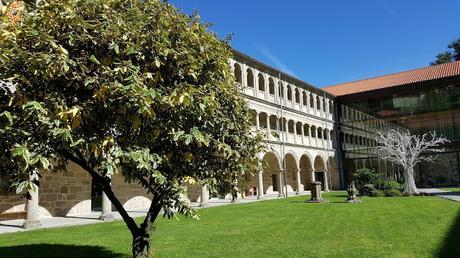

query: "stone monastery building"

left=2, top=48, right=460, bottom=229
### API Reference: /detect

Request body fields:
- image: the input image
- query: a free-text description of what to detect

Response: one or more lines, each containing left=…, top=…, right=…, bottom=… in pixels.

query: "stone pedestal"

left=306, top=181, right=324, bottom=203
left=346, top=182, right=361, bottom=203
left=200, top=184, right=209, bottom=207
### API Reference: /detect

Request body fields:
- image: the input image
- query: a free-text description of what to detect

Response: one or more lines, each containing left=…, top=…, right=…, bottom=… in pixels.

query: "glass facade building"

left=331, top=73, right=460, bottom=187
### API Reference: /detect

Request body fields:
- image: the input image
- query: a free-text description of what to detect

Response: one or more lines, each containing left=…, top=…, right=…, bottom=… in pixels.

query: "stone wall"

left=111, top=174, right=151, bottom=210
left=39, top=162, right=92, bottom=217
left=0, top=193, right=25, bottom=220
left=185, top=183, right=202, bottom=202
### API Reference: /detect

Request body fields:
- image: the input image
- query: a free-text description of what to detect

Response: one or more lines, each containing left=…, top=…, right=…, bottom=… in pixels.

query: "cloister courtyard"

left=0, top=191, right=459, bottom=258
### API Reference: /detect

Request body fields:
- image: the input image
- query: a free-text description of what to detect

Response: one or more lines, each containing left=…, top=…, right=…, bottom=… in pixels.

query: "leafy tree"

left=0, top=1, right=264, bottom=257
left=376, top=129, right=448, bottom=195
left=431, top=38, right=460, bottom=65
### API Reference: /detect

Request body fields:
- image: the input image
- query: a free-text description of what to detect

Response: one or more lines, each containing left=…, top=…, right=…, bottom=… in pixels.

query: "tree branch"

left=59, top=149, right=140, bottom=236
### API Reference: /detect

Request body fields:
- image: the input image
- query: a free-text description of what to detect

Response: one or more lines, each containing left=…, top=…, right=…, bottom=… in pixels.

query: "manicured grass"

left=0, top=192, right=459, bottom=258
left=441, top=187, right=460, bottom=192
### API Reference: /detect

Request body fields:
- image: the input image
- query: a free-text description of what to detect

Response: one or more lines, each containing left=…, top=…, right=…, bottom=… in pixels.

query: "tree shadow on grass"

left=436, top=210, right=460, bottom=257
left=0, top=244, right=127, bottom=258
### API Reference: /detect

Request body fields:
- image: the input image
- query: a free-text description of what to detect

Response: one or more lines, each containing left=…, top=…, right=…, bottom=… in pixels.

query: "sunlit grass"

left=0, top=192, right=459, bottom=258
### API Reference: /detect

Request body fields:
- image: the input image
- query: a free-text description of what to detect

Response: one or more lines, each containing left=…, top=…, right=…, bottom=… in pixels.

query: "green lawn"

left=441, top=187, right=460, bottom=192
left=0, top=192, right=459, bottom=258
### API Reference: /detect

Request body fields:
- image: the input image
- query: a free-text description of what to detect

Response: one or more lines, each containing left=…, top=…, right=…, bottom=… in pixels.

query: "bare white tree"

left=376, top=129, right=449, bottom=195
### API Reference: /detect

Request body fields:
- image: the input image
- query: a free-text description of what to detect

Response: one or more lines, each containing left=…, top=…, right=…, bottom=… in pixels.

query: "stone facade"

left=39, top=162, right=92, bottom=217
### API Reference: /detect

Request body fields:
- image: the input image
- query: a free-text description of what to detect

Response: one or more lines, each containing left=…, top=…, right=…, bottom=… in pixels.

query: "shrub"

left=375, top=179, right=402, bottom=191
left=358, top=184, right=376, bottom=196
left=370, top=189, right=385, bottom=197
left=354, top=168, right=380, bottom=195
left=384, top=189, right=403, bottom=197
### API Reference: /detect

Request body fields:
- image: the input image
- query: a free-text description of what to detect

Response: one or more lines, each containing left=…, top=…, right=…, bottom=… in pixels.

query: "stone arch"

left=323, top=129, right=329, bottom=140
left=288, top=120, right=295, bottom=134
left=268, top=77, right=275, bottom=95
left=123, top=196, right=151, bottom=211
left=316, top=96, right=321, bottom=110
left=233, top=63, right=242, bottom=84
left=278, top=82, right=284, bottom=98
left=246, top=68, right=254, bottom=88
left=279, top=117, right=287, bottom=132
left=295, top=122, right=302, bottom=135
left=284, top=152, right=298, bottom=193
left=300, top=153, right=314, bottom=190
left=310, top=94, right=314, bottom=108
left=295, top=88, right=300, bottom=103
left=269, top=115, right=278, bottom=131
left=311, top=125, right=317, bottom=138
left=303, top=124, right=310, bottom=136
left=314, top=155, right=327, bottom=190
left=317, top=127, right=323, bottom=139
left=302, top=91, right=307, bottom=106
left=258, top=112, right=268, bottom=129
left=287, top=85, right=292, bottom=101
left=258, top=73, right=265, bottom=91
left=262, top=152, right=282, bottom=194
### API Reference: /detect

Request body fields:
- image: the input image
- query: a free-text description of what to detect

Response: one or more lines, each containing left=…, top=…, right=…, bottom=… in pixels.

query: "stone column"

left=278, top=170, right=284, bottom=197
left=266, top=114, right=271, bottom=137
left=324, top=170, right=330, bottom=192
left=99, top=177, right=115, bottom=221
left=257, top=171, right=264, bottom=199
left=310, top=169, right=316, bottom=183
left=295, top=169, right=301, bottom=195
left=255, top=111, right=260, bottom=130
left=293, top=122, right=297, bottom=144
left=23, top=171, right=41, bottom=229
left=200, top=184, right=209, bottom=207
left=300, top=123, right=305, bottom=145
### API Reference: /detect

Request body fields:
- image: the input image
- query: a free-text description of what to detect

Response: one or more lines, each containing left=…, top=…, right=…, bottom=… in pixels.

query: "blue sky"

left=169, top=0, right=460, bottom=87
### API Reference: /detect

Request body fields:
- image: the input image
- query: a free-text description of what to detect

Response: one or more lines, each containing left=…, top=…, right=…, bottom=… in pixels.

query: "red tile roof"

left=323, top=60, right=460, bottom=96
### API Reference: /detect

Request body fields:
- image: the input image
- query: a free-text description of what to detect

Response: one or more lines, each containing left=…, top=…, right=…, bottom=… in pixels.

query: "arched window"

left=311, top=126, right=317, bottom=138
left=246, top=69, right=254, bottom=88
left=279, top=118, right=287, bottom=132
left=295, top=88, right=300, bottom=103
left=268, top=78, right=275, bottom=95
left=296, top=122, right=302, bottom=135
left=302, top=91, right=307, bottom=105
left=258, top=112, right=268, bottom=128
left=323, top=129, right=328, bottom=140
left=316, top=96, right=321, bottom=111
left=258, top=73, right=265, bottom=91
left=303, top=124, right=310, bottom=136
left=234, top=63, right=242, bottom=83
left=329, top=101, right=334, bottom=114
left=310, top=94, right=314, bottom=108
left=317, top=127, right=323, bottom=139
left=288, top=120, right=295, bottom=134
left=287, top=85, right=292, bottom=101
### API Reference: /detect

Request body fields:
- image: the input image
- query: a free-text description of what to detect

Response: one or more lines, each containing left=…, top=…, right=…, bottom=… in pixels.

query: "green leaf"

left=40, top=157, right=50, bottom=169
left=89, top=55, right=100, bottom=65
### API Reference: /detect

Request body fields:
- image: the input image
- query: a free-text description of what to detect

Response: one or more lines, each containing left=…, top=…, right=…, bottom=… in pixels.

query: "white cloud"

left=257, top=45, right=297, bottom=77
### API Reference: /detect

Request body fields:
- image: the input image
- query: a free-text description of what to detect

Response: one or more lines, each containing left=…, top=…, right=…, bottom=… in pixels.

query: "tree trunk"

left=132, top=233, right=151, bottom=258
left=403, top=166, right=419, bottom=195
